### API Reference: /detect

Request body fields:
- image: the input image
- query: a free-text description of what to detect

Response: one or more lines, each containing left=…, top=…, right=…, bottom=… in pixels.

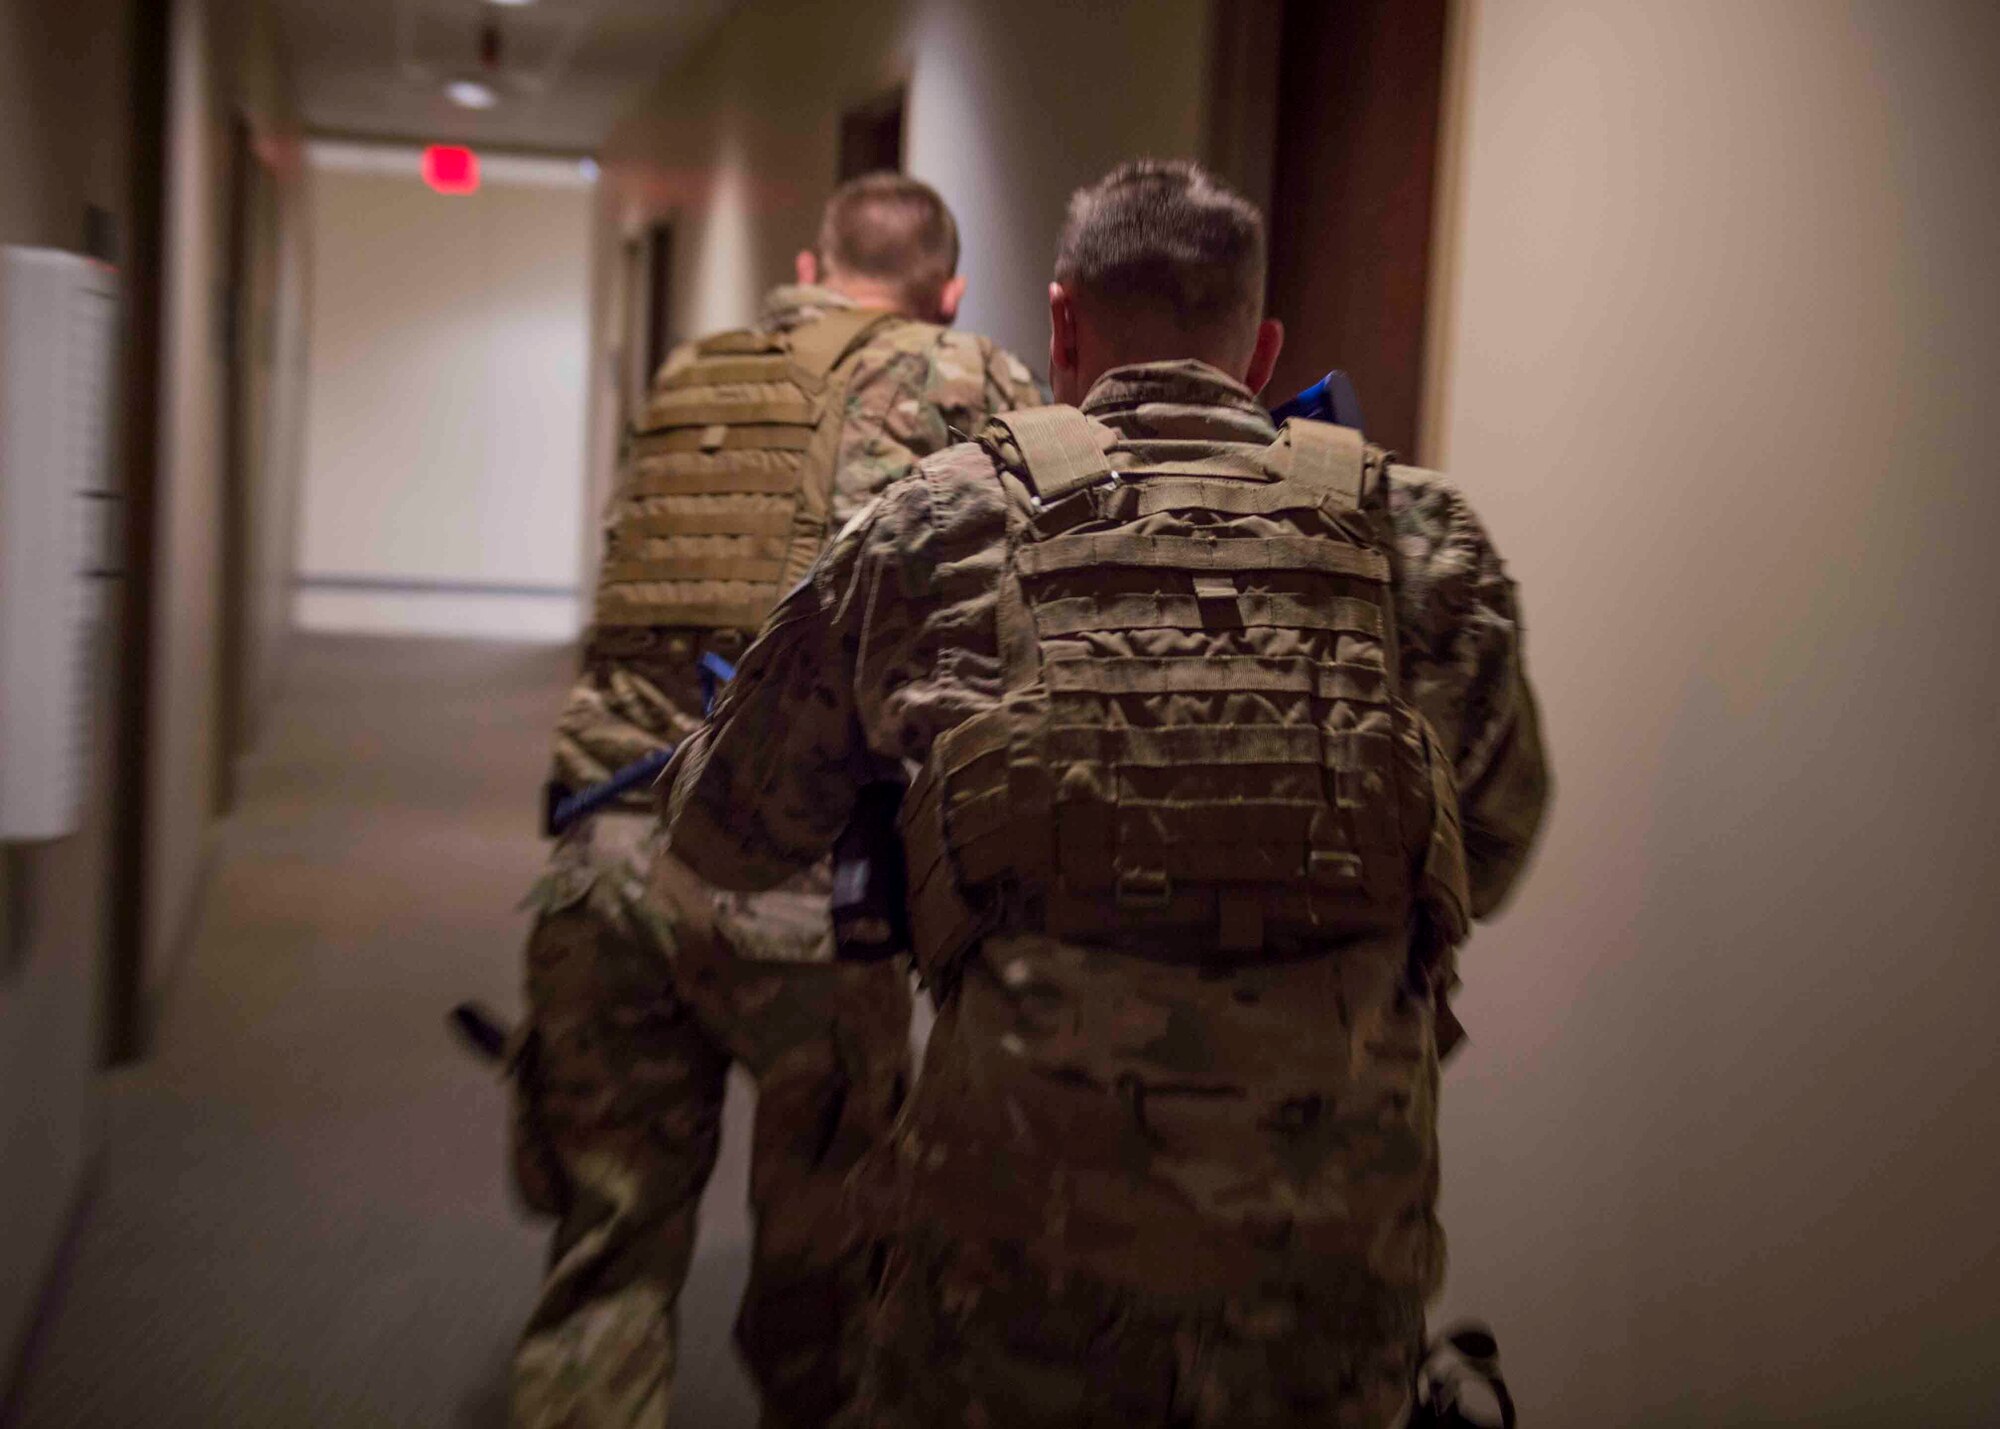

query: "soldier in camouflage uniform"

left=510, top=173, right=1041, bottom=1429
left=659, top=161, right=1548, bottom=1428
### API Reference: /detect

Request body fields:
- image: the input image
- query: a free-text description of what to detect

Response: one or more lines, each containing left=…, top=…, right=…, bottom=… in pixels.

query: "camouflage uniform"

left=662, top=362, right=1549, bottom=1429
left=510, top=285, right=1042, bottom=1429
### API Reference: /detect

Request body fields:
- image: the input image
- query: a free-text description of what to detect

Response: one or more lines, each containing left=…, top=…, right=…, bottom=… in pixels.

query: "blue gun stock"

left=1270, top=369, right=1365, bottom=429
left=542, top=650, right=737, bottom=837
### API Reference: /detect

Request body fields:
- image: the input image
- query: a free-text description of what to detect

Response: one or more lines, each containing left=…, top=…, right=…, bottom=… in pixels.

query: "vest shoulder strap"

left=1266, top=417, right=1368, bottom=512
left=694, top=327, right=783, bottom=357
left=785, top=307, right=898, bottom=383
left=990, top=405, right=1113, bottom=506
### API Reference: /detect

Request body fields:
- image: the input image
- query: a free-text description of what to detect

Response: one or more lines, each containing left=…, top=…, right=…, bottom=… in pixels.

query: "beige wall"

left=146, top=0, right=227, bottom=995
left=295, top=150, right=595, bottom=642
left=0, top=0, right=131, bottom=1374
left=144, top=0, right=306, bottom=994
left=141, top=0, right=304, bottom=992
left=240, top=138, right=314, bottom=753
left=1427, top=2, right=2000, bottom=1423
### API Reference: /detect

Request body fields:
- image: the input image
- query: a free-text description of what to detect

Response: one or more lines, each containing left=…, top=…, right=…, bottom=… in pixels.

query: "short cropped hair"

left=816, top=172, right=960, bottom=307
left=1054, top=159, right=1266, bottom=338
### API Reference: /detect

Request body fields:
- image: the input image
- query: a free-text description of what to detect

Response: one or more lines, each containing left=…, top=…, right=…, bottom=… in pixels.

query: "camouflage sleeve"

left=550, top=664, right=698, bottom=792
left=660, top=503, right=889, bottom=889
left=827, top=351, right=946, bottom=531
left=979, top=341, right=1046, bottom=416
left=1388, top=470, right=1551, bottom=919
left=827, top=336, right=1043, bottom=529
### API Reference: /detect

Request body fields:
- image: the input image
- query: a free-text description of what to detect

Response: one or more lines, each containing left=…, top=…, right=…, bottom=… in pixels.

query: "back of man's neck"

left=822, top=275, right=909, bottom=315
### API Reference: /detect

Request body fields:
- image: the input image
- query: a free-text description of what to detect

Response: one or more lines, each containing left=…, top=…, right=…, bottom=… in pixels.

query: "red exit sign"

left=422, top=146, right=479, bottom=195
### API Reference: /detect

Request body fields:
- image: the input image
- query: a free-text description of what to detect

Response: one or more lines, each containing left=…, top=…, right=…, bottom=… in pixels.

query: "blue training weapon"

left=466, top=653, right=743, bottom=1065
left=541, top=650, right=737, bottom=837
left=1269, top=369, right=1365, bottom=429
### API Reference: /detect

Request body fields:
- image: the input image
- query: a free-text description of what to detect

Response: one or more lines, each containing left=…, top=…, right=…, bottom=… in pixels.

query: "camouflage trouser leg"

left=509, top=855, right=731, bottom=1429
left=510, top=829, right=911, bottom=1429
left=844, top=1235, right=1421, bottom=1429
left=672, top=896, right=913, bottom=1429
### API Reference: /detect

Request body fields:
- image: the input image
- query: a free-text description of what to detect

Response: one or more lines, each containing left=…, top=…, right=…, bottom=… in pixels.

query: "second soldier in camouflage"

left=509, top=174, right=1040, bottom=1429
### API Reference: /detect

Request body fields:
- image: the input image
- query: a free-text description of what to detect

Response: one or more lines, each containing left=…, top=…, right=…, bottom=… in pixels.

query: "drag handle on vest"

left=1269, top=369, right=1366, bottom=429
left=831, top=781, right=911, bottom=962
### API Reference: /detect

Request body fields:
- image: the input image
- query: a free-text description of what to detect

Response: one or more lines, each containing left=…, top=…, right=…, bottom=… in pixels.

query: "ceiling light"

left=487, top=0, right=536, bottom=8
left=445, top=79, right=499, bottom=110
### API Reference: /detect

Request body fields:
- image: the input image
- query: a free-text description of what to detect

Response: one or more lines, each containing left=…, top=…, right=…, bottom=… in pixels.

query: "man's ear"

left=936, top=274, right=967, bottom=325
left=1244, top=317, right=1285, bottom=396
left=1049, top=282, right=1081, bottom=403
left=795, top=250, right=818, bottom=286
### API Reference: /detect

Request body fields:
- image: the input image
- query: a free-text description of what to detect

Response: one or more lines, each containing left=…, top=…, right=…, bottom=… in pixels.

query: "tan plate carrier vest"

left=594, top=306, right=896, bottom=636
left=900, top=405, right=1472, bottom=976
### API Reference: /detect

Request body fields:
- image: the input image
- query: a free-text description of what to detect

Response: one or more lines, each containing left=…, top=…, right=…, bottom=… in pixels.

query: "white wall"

left=296, top=145, right=595, bottom=641
left=1428, top=3, right=2000, bottom=1424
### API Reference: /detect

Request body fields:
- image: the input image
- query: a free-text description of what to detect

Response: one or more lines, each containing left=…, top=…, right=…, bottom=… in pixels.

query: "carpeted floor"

left=4, top=634, right=759, bottom=1428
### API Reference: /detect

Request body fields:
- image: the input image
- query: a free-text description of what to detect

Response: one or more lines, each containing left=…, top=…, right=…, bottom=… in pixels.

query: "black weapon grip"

left=830, top=781, right=911, bottom=962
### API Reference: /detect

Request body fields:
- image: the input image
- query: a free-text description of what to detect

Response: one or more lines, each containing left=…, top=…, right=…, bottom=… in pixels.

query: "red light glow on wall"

left=422, top=146, right=479, bottom=195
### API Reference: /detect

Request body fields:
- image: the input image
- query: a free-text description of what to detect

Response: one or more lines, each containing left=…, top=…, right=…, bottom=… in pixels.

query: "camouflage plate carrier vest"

left=901, top=405, right=1472, bottom=976
left=594, top=307, right=897, bottom=636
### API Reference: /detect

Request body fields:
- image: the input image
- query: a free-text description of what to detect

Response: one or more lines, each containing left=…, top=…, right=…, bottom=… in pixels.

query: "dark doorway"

left=642, top=221, right=674, bottom=386
left=838, top=87, right=906, bottom=181
left=1263, top=0, right=1449, bottom=460
left=215, top=111, right=256, bottom=814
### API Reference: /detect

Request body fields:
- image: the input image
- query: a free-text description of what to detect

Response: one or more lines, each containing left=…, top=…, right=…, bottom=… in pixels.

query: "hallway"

left=5, top=637, right=759, bottom=1428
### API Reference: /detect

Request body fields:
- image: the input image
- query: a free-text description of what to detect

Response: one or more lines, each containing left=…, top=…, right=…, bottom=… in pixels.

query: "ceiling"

left=272, top=0, right=742, bottom=153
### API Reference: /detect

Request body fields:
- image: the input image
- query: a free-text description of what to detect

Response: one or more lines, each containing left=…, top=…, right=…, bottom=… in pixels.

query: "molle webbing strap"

left=784, top=307, right=898, bottom=383
left=632, top=425, right=815, bottom=455
left=1268, top=418, right=1368, bottom=511
left=1030, top=591, right=1387, bottom=640
left=1108, top=441, right=1273, bottom=478
left=1014, top=533, right=1389, bottom=582
left=595, top=596, right=778, bottom=631
left=991, top=406, right=1113, bottom=505
left=1039, top=654, right=1391, bottom=702
left=669, top=353, right=797, bottom=387
left=618, top=507, right=795, bottom=538
left=643, top=389, right=817, bottom=428
left=696, top=329, right=784, bottom=356
left=1103, top=478, right=1316, bottom=520
left=628, top=457, right=804, bottom=501
left=601, top=553, right=788, bottom=584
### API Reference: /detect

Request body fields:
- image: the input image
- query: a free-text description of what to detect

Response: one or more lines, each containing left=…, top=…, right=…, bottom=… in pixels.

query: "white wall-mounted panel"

left=0, top=248, right=118, bottom=841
